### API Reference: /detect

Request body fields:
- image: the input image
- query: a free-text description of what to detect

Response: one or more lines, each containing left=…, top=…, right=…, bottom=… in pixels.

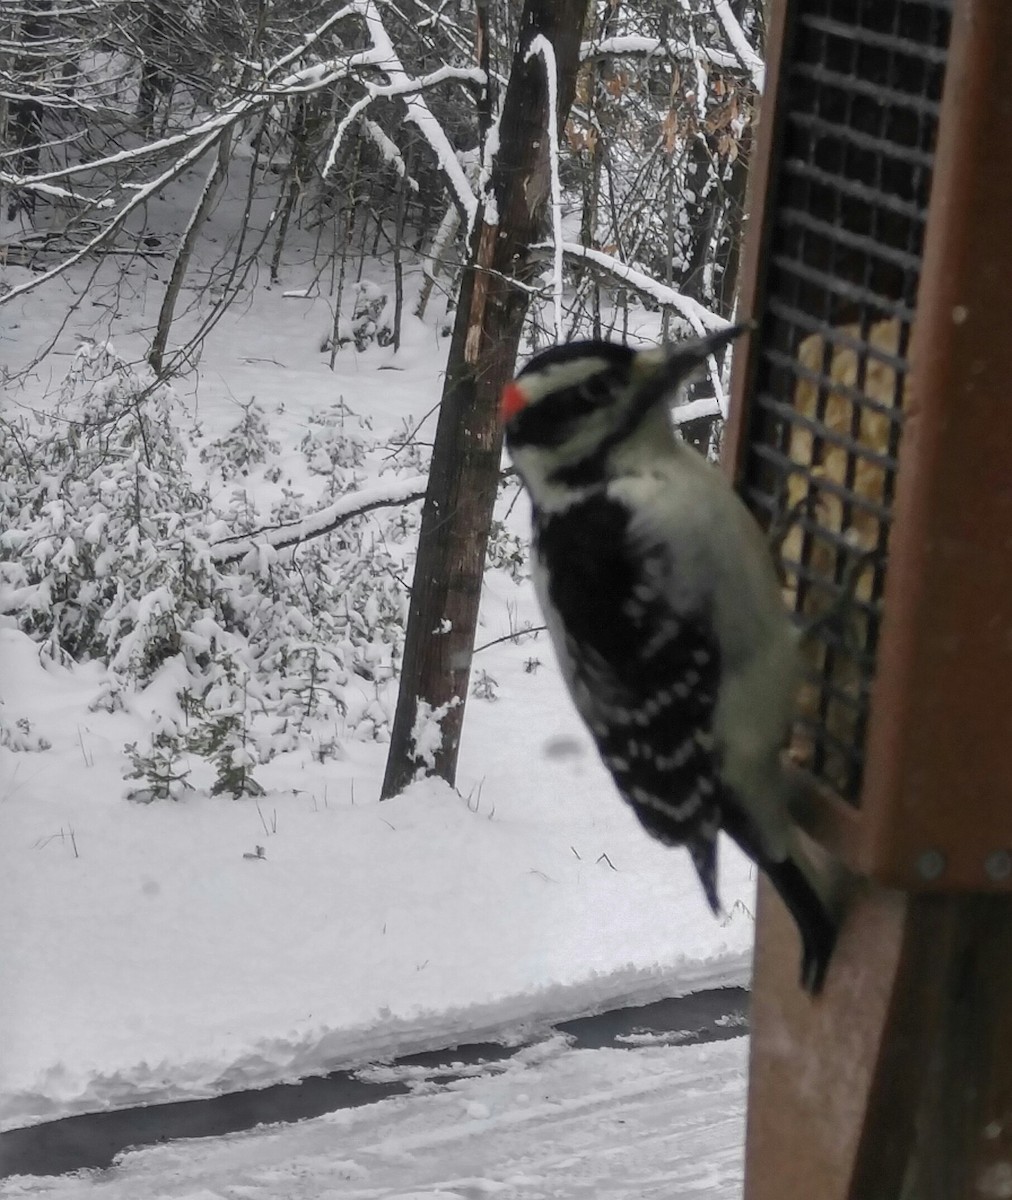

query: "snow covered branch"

left=536, top=244, right=733, bottom=415
left=366, top=64, right=487, bottom=99
left=326, top=1, right=479, bottom=224
left=552, top=243, right=728, bottom=334
left=1, top=4, right=366, bottom=191
left=1, top=0, right=485, bottom=306
left=210, top=476, right=428, bottom=566
left=712, top=0, right=765, bottom=93
left=670, top=396, right=723, bottom=426
left=362, top=120, right=418, bottom=190
left=321, top=58, right=485, bottom=184
left=579, top=35, right=746, bottom=74
left=1, top=126, right=225, bottom=307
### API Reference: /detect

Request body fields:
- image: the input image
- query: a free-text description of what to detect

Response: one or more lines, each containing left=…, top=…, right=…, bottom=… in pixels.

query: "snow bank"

left=1, top=624, right=753, bottom=1130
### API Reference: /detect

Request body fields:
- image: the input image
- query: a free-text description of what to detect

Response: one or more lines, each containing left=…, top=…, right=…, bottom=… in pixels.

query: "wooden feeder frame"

left=722, top=1, right=1012, bottom=1196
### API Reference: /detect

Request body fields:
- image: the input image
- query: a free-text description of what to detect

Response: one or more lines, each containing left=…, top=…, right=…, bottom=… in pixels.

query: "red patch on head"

left=500, top=380, right=527, bottom=424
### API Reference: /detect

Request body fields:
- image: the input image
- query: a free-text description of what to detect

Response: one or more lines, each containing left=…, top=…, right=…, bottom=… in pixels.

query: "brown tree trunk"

left=381, top=0, right=590, bottom=799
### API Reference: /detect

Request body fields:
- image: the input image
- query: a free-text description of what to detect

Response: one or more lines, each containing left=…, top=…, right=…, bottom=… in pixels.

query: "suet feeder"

left=723, top=0, right=1012, bottom=1195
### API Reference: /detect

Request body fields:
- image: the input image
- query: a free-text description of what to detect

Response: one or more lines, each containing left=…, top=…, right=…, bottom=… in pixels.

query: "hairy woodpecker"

left=501, top=328, right=837, bottom=993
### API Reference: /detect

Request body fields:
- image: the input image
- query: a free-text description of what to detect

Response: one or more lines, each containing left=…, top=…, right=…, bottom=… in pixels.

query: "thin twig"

left=473, top=625, right=546, bottom=654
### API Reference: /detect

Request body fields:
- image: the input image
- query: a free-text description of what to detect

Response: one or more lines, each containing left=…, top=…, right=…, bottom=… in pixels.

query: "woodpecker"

left=501, top=327, right=837, bottom=993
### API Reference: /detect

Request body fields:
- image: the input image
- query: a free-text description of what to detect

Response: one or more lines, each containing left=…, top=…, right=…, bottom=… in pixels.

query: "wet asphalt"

left=0, top=987, right=749, bottom=1179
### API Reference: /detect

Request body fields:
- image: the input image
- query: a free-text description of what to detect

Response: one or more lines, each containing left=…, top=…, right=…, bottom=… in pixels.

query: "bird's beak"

left=633, top=321, right=755, bottom=390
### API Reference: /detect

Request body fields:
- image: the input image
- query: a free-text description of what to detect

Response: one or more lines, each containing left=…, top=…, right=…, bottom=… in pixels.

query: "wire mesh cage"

left=737, top=0, right=952, bottom=806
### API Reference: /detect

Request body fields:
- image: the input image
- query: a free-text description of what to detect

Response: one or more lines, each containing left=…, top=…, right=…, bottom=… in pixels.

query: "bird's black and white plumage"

left=501, top=328, right=837, bottom=993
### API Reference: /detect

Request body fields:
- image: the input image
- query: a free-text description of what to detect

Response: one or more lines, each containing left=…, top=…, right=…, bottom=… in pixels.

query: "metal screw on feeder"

left=984, top=850, right=1012, bottom=883
left=916, top=850, right=946, bottom=882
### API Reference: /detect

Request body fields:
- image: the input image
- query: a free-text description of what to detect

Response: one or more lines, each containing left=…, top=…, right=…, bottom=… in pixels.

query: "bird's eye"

left=563, top=384, right=607, bottom=416
left=553, top=371, right=619, bottom=417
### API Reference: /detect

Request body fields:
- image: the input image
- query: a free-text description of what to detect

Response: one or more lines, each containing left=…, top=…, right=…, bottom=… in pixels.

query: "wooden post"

left=747, top=885, right=1012, bottom=1199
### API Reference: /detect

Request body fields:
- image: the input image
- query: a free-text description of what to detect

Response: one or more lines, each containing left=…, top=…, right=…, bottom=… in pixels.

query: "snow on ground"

left=0, top=618, right=754, bottom=1130
left=2, top=1039, right=748, bottom=1199
left=1, top=166, right=755, bottom=1137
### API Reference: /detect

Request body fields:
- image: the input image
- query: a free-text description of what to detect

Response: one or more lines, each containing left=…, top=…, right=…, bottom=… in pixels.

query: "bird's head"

left=501, top=324, right=752, bottom=499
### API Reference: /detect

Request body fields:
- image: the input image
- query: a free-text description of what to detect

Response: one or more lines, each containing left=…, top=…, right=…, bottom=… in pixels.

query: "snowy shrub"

left=350, top=281, right=393, bottom=349
left=200, top=400, right=282, bottom=481
left=0, top=712, right=52, bottom=753
left=247, top=521, right=408, bottom=736
left=0, top=341, right=219, bottom=677
left=385, top=418, right=428, bottom=473
left=89, top=679, right=126, bottom=713
left=188, top=704, right=266, bottom=799
left=125, top=725, right=194, bottom=802
left=1, top=342, right=419, bottom=793
left=471, top=669, right=498, bottom=701
left=485, top=519, right=527, bottom=581
left=300, top=400, right=371, bottom=498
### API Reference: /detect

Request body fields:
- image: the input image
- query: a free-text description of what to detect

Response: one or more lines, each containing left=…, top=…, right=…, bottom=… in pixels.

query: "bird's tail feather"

left=689, top=836, right=721, bottom=916
left=722, top=808, right=839, bottom=994
left=760, top=851, right=838, bottom=993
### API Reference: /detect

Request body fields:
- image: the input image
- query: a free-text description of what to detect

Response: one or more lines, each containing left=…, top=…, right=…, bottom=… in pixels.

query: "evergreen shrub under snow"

left=0, top=342, right=425, bottom=796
